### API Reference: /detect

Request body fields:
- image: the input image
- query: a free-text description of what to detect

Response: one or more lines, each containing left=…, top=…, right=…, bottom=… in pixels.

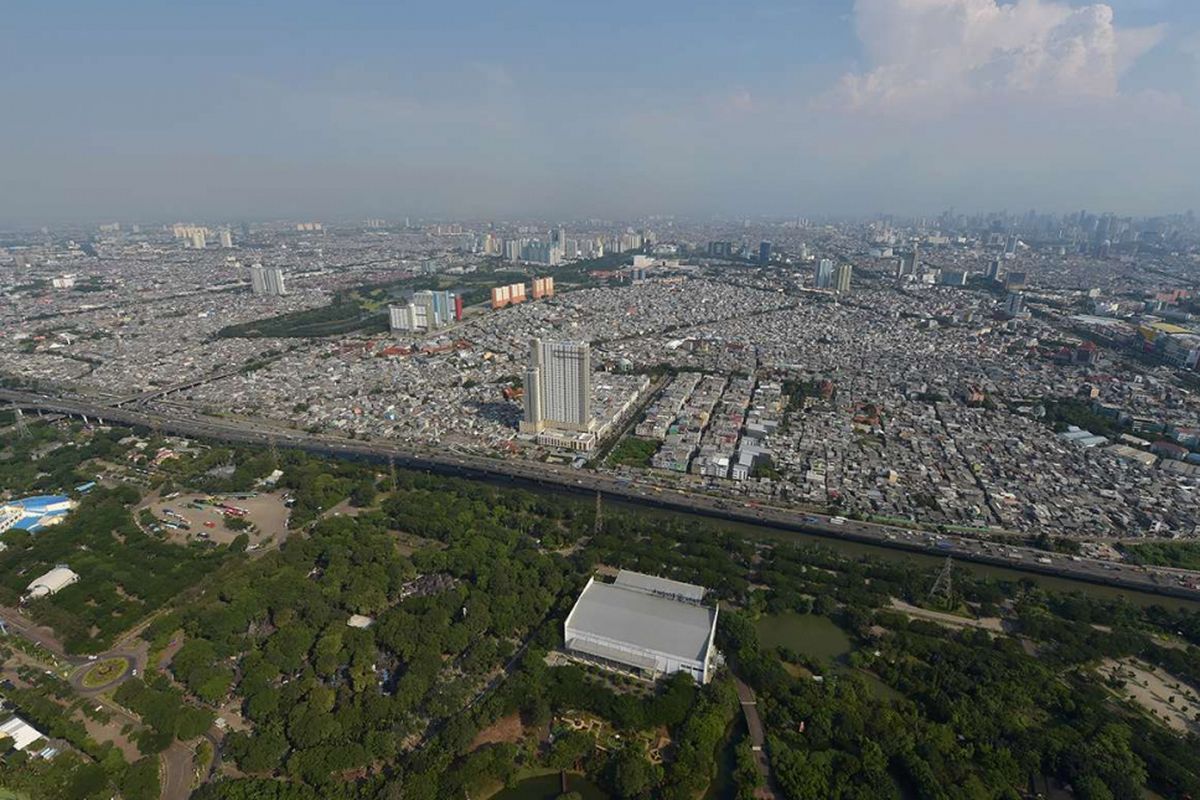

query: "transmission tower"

left=388, top=454, right=397, bottom=493
left=268, top=434, right=280, bottom=470
left=594, top=491, right=603, bottom=536
left=13, top=408, right=30, bottom=439
left=928, top=556, right=954, bottom=605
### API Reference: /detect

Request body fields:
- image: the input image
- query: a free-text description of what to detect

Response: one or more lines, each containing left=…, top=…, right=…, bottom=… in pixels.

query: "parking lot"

left=140, top=491, right=291, bottom=547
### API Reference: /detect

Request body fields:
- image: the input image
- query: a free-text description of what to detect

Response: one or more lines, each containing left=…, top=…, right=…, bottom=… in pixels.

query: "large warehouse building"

left=564, top=570, right=719, bottom=684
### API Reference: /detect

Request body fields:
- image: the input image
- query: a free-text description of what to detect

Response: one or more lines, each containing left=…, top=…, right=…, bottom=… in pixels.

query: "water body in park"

left=756, top=611, right=902, bottom=700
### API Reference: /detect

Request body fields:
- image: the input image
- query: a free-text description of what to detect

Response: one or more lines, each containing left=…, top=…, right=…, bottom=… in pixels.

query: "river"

left=604, top=498, right=1200, bottom=612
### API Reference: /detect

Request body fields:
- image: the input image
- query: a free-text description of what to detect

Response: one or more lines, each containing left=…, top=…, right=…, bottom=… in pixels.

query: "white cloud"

left=832, top=0, right=1165, bottom=109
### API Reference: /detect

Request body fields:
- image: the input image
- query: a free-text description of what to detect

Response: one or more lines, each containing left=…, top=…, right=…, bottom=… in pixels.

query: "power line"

left=928, top=556, right=954, bottom=606
left=13, top=408, right=30, bottom=439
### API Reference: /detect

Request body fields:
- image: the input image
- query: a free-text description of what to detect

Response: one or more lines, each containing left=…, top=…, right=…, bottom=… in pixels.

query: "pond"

left=491, top=772, right=611, bottom=800
left=756, top=611, right=852, bottom=664
left=756, top=612, right=903, bottom=700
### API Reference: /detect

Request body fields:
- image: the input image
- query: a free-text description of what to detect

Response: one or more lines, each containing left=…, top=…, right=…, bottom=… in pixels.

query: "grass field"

left=606, top=436, right=659, bottom=468
left=81, top=657, right=128, bottom=689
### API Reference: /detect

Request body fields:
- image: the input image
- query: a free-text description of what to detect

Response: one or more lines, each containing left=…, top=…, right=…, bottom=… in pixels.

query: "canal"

left=604, top=498, right=1200, bottom=612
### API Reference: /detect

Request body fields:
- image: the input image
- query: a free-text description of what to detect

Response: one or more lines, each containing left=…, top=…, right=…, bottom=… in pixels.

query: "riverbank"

left=5, top=387, right=1199, bottom=608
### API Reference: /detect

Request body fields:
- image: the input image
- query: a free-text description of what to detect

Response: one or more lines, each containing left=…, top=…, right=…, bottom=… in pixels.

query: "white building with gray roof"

left=563, top=570, right=718, bottom=684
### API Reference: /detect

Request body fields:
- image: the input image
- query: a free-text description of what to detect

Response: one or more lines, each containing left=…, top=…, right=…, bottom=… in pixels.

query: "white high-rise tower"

left=521, top=337, right=592, bottom=433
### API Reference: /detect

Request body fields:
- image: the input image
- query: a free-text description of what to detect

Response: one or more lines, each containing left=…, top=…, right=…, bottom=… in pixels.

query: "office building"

left=815, top=258, right=834, bottom=289
left=758, top=241, right=772, bottom=265
left=834, top=263, right=853, bottom=294
left=563, top=570, right=719, bottom=684
left=940, top=269, right=968, bottom=286
left=707, top=241, right=733, bottom=258
left=521, top=337, right=592, bottom=434
left=1004, top=292, right=1025, bottom=317
left=987, top=257, right=1002, bottom=281
left=249, top=264, right=286, bottom=296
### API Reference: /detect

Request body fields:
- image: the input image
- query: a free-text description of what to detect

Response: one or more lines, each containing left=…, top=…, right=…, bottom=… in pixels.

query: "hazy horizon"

left=5, top=0, right=1200, bottom=225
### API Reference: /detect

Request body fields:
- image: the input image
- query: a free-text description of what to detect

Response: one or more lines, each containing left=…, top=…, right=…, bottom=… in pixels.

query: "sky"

left=3, top=0, right=1200, bottom=224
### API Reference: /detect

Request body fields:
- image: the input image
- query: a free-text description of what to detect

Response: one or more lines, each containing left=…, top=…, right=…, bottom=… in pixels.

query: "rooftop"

left=567, top=573, right=716, bottom=665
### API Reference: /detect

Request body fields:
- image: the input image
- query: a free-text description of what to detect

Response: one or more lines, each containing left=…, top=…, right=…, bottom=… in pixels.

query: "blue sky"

left=3, top=0, right=1200, bottom=223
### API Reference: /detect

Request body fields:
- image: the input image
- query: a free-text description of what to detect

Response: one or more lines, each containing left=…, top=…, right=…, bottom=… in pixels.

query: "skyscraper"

left=190, top=229, right=207, bottom=249
left=987, top=257, right=1002, bottom=281
left=391, top=290, right=457, bottom=331
left=758, top=241, right=772, bottom=265
left=1003, top=292, right=1025, bottom=317
left=815, top=258, right=834, bottom=289
left=1004, top=233, right=1019, bottom=258
left=834, top=263, right=852, bottom=294
left=249, top=264, right=286, bottom=296
left=521, top=338, right=592, bottom=434
left=219, top=229, right=233, bottom=249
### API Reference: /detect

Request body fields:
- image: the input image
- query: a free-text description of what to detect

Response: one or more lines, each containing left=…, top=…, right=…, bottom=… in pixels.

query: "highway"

left=4, top=387, right=1200, bottom=602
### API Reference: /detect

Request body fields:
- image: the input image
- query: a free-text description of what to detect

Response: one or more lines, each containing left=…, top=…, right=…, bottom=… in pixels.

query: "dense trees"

left=9, top=432, right=1200, bottom=800
left=0, top=485, right=232, bottom=652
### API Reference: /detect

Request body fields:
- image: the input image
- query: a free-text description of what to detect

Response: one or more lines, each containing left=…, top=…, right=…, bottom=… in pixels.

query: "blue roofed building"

left=0, top=495, right=76, bottom=535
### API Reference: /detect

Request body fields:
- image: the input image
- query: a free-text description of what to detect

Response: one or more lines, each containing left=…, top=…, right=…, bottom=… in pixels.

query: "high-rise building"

left=219, top=229, right=233, bottom=249
left=521, top=338, right=592, bottom=434
left=520, top=240, right=561, bottom=266
left=707, top=241, right=733, bottom=258
left=940, top=269, right=968, bottom=286
left=1003, top=292, right=1025, bottom=317
left=392, top=290, right=458, bottom=331
left=815, top=258, right=834, bottom=289
left=899, top=243, right=920, bottom=276
left=1004, top=233, right=1019, bottom=258
left=532, top=276, right=555, bottom=299
left=504, top=239, right=522, bottom=262
left=249, top=264, right=286, bottom=296
left=758, top=241, right=772, bottom=265
left=191, top=229, right=207, bottom=249
left=834, top=263, right=853, bottom=294
left=389, top=303, right=417, bottom=332
left=491, top=285, right=511, bottom=309
left=987, top=257, right=1002, bottom=281
left=491, top=282, right=527, bottom=309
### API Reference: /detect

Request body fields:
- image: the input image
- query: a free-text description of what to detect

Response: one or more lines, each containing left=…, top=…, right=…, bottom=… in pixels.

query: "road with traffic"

left=4, top=387, right=1200, bottom=602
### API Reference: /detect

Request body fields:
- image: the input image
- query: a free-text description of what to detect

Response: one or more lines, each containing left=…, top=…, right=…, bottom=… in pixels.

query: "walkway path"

left=734, top=676, right=780, bottom=800
left=888, top=598, right=1006, bottom=632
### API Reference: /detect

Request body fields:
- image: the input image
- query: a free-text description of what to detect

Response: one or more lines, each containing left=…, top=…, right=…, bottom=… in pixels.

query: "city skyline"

left=5, top=0, right=1200, bottom=224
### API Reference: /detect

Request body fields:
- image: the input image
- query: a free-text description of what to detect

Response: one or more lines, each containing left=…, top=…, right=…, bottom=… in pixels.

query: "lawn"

left=81, top=658, right=128, bottom=689
left=606, top=436, right=659, bottom=468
